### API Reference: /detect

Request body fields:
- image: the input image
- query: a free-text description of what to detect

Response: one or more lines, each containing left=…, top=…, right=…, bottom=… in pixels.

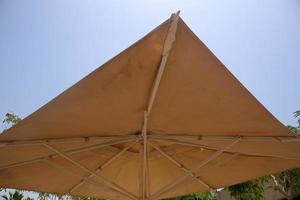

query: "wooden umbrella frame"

left=1, top=11, right=300, bottom=200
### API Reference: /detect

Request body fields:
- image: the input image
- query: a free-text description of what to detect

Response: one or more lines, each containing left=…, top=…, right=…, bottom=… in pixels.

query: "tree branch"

left=270, top=174, right=292, bottom=200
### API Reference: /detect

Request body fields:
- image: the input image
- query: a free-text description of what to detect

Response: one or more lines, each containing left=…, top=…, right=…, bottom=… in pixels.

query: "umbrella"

left=1, top=11, right=300, bottom=200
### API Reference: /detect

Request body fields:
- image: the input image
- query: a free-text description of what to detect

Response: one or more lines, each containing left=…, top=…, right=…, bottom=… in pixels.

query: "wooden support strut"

left=149, top=142, right=211, bottom=189
left=1, top=134, right=300, bottom=148
left=68, top=141, right=137, bottom=194
left=0, top=138, right=136, bottom=171
left=150, top=138, right=241, bottom=200
left=0, top=134, right=137, bottom=147
left=1, top=134, right=299, bottom=148
left=44, top=143, right=139, bottom=200
left=148, top=137, right=300, bottom=161
left=138, top=11, right=180, bottom=200
left=146, top=11, right=180, bottom=115
left=45, top=158, right=119, bottom=198
left=147, top=134, right=300, bottom=142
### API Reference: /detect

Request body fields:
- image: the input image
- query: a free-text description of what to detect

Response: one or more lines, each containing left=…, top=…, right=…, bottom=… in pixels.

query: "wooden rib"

left=44, top=158, right=120, bottom=198
left=146, top=11, right=180, bottom=115
left=149, top=142, right=211, bottom=189
left=0, top=138, right=135, bottom=171
left=44, top=143, right=138, bottom=200
left=0, top=134, right=137, bottom=147
left=150, top=139, right=241, bottom=200
left=149, top=137, right=300, bottom=161
left=148, top=134, right=300, bottom=142
left=68, top=141, right=137, bottom=194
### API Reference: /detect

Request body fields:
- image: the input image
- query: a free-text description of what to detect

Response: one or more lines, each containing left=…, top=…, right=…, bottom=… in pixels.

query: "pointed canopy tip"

left=171, top=10, right=180, bottom=19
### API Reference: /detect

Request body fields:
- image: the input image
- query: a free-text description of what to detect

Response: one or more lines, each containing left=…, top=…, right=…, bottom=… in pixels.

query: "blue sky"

left=0, top=0, right=299, bottom=132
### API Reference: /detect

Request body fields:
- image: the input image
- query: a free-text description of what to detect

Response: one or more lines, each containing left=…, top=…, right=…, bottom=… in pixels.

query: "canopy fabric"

left=1, top=12, right=300, bottom=200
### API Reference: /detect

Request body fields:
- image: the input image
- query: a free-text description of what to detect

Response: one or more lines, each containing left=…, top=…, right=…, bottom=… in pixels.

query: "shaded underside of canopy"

left=0, top=12, right=300, bottom=200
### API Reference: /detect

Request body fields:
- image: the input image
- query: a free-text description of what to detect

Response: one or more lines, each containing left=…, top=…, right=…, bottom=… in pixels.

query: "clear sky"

left=0, top=0, right=299, bottom=132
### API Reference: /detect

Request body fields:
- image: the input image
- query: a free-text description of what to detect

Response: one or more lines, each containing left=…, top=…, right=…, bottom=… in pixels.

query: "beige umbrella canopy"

left=1, top=11, right=300, bottom=200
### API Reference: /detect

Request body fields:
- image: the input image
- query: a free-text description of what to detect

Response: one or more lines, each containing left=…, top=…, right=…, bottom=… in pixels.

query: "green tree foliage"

left=227, top=177, right=269, bottom=200
left=1, top=190, right=25, bottom=200
left=37, top=193, right=102, bottom=200
left=37, top=193, right=52, bottom=200
left=293, top=110, right=300, bottom=133
left=2, top=112, right=21, bottom=128
left=287, top=110, right=300, bottom=134
left=294, top=111, right=300, bottom=123
left=166, top=191, right=216, bottom=200
left=194, top=191, right=217, bottom=200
